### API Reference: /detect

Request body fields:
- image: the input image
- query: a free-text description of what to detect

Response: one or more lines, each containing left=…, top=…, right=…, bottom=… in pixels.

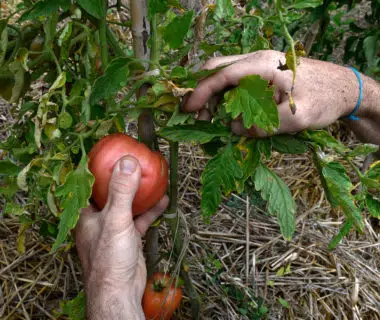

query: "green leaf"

left=0, top=160, right=21, bottom=176
left=17, top=158, right=42, bottom=191
left=361, top=161, right=380, bottom=189
left=253, top=164, right=296, bottom=240
left=366, top=194, right=380, bottom=219
left=241, top=16, right=266, bottom=54
left=76, top=0, right=105, bottom=19
left=59, top=291, right=85, bottom=320
left=148, top=0, right=168, bottom=18
left=49, top=72, right=66, bottom=92
left=312, top=151, right=339, bottom=208
left=201, top=138, right=226, bottom=157
left=163, top=11, right=194, bottom=49
left=0, top=19, right=8, bottom=67
left=94, top=119, right=114, bottom=139
left=47, top=186, right=58, bottom=216
left=257, top=139, right=272, bottom=159
left=322, top=161, right=364, bottom=231
left=19, top=0, right=70, bottom=21
left=302, top=130, right=346, bottom=153
left=225, top=75, right=279, bottom=133
left=0, top=177, right=19, bottom=198
left=215, top=0, right=235, bottom=20
left=235, top=140, right=260, bottom=192
left=170, top=66, right=188, bottom=80
left=4, top=202, right=25, bottom=216
left=52, top=157, right=94, bottom=252
left=167, top=105, right=192, bottom=127
left=237, top=140, right=260, bottom=181
left=271, top=135, right=308, bottom=154
left=159, top=121, right=230, bottom=144
left=364, top=161, right=380, bottom=183
left=90, top=57, right=131, bottom=105
left=348, top=144, right=379, bottom=157
left=363, top=35, right=379, bottom=67
left=278, top=298, right=290, bottom=309
left=9, top=60, right=25, bottom=103
left=328, top=220, right=353, bottom=250
left=201, top=144, right=243, bottom=220
left=290, top=0, right=323, bottom=9
left=58, top=22, right=73, bottom=47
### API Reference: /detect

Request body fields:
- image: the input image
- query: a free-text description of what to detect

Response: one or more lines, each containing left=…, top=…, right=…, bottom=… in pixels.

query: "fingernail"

left=120, top=158, right=137, bottom=174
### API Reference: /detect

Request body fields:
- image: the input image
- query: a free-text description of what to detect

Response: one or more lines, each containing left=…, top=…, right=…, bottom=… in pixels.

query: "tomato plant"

left=0, top=0, right=379, bottom=318
left=88, top=133, right=168, bottom=214
left=142, top=273, right=183, bottom=320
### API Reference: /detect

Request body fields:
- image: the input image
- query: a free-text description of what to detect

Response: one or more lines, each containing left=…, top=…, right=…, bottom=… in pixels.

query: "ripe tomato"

left=88, top=133, right=168, bottom=214
left=142, top=273, right=183, bottom=320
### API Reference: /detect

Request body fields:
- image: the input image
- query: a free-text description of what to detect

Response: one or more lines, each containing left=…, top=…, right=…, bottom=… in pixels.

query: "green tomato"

left=58, top=112, right=73, bottom=129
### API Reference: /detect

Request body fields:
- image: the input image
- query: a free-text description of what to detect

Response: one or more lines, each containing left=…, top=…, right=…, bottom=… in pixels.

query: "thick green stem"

left=150, top=14, right=160, bottom=65
left=99, top=0, right=109, bottom=69
left=166, top=142, right=201, bottom=320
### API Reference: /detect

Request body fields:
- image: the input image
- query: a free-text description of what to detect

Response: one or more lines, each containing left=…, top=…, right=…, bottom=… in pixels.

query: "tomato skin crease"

left=88, top=133, right=168, bottom=215
left=142, top=273, right=183, bottom=320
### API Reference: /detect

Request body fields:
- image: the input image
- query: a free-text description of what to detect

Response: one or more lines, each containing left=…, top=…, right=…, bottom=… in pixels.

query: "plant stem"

left=130, top=0, right=159, bottom=276
left=106, top=26, right=127, bottom=57
left=99, top=0, right=109, bottom=69
left=166, top=142, right=201, bottom=320
left=150, top=14, right=160, bottom=65
left=275, top=0, right=296, bottom=86
left=344, top=155, right=364, bottom=179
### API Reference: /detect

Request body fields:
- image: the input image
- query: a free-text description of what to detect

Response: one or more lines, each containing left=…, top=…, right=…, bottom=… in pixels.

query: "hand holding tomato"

left=75, top=156, right=169, bottom=319
left=89, top=133, right=169, bottom=214
left=143, top=273, right=183, bottom=320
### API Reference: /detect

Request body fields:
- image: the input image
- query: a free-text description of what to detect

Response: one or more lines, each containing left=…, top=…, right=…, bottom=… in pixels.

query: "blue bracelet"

left=344, top=66, right=363, bottom=121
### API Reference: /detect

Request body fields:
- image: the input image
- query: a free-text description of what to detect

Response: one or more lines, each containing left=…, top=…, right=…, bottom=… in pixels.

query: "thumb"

left=104, top=156, right=141, bottom=214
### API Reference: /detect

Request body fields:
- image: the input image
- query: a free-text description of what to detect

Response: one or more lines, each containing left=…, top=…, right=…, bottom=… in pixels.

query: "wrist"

left=86, top=283, right=144, bottom=320
left=359, top=74, right=380, bottom=119
left=341, top=68, right=380, bottom=120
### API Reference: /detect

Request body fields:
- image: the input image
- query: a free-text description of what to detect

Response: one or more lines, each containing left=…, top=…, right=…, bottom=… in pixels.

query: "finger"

left=104, top=156, right=141, bottom=218
left=201, top=53, right=252, bottom=70
left=197, top=109, right=212, bottom=121
left=80, top=203, right=97, bottom=215
left=74, top=203, right=98, bottom=242
left=74, top=204, right=99, bottom=273
left=134, top=196, right=169, bottom=236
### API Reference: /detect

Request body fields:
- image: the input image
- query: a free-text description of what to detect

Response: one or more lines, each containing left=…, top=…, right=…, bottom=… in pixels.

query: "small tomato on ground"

left=142, top=273, right=183, bottom=320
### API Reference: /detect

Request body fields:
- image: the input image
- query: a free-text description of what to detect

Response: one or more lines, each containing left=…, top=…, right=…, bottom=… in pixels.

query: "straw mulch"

left=1, top=97, right=379, bottom=319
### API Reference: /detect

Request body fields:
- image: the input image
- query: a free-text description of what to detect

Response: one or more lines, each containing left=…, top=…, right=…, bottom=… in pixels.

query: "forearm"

left=86, top=286, right=145, bottom=320
left=342, top=72, right=380, bottom=145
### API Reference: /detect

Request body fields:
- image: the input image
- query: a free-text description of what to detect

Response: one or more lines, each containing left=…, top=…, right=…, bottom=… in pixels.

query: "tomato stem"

left=166, top=142, right=201, bottom=319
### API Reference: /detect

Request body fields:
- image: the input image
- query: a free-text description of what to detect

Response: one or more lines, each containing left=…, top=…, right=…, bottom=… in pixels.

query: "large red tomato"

left=88, top=133, right=168, bottom=214
left=142, top=273, right=183, bottom=320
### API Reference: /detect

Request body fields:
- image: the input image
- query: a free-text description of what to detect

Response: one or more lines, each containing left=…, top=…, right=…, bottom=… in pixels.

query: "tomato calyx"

left=152, top=279, right=167, bottom=292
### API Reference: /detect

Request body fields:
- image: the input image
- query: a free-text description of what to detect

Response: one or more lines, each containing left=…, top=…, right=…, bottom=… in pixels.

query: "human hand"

left=75, top=156, right=169, bottom=320
left=183, top=50, right=366, bottom=137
